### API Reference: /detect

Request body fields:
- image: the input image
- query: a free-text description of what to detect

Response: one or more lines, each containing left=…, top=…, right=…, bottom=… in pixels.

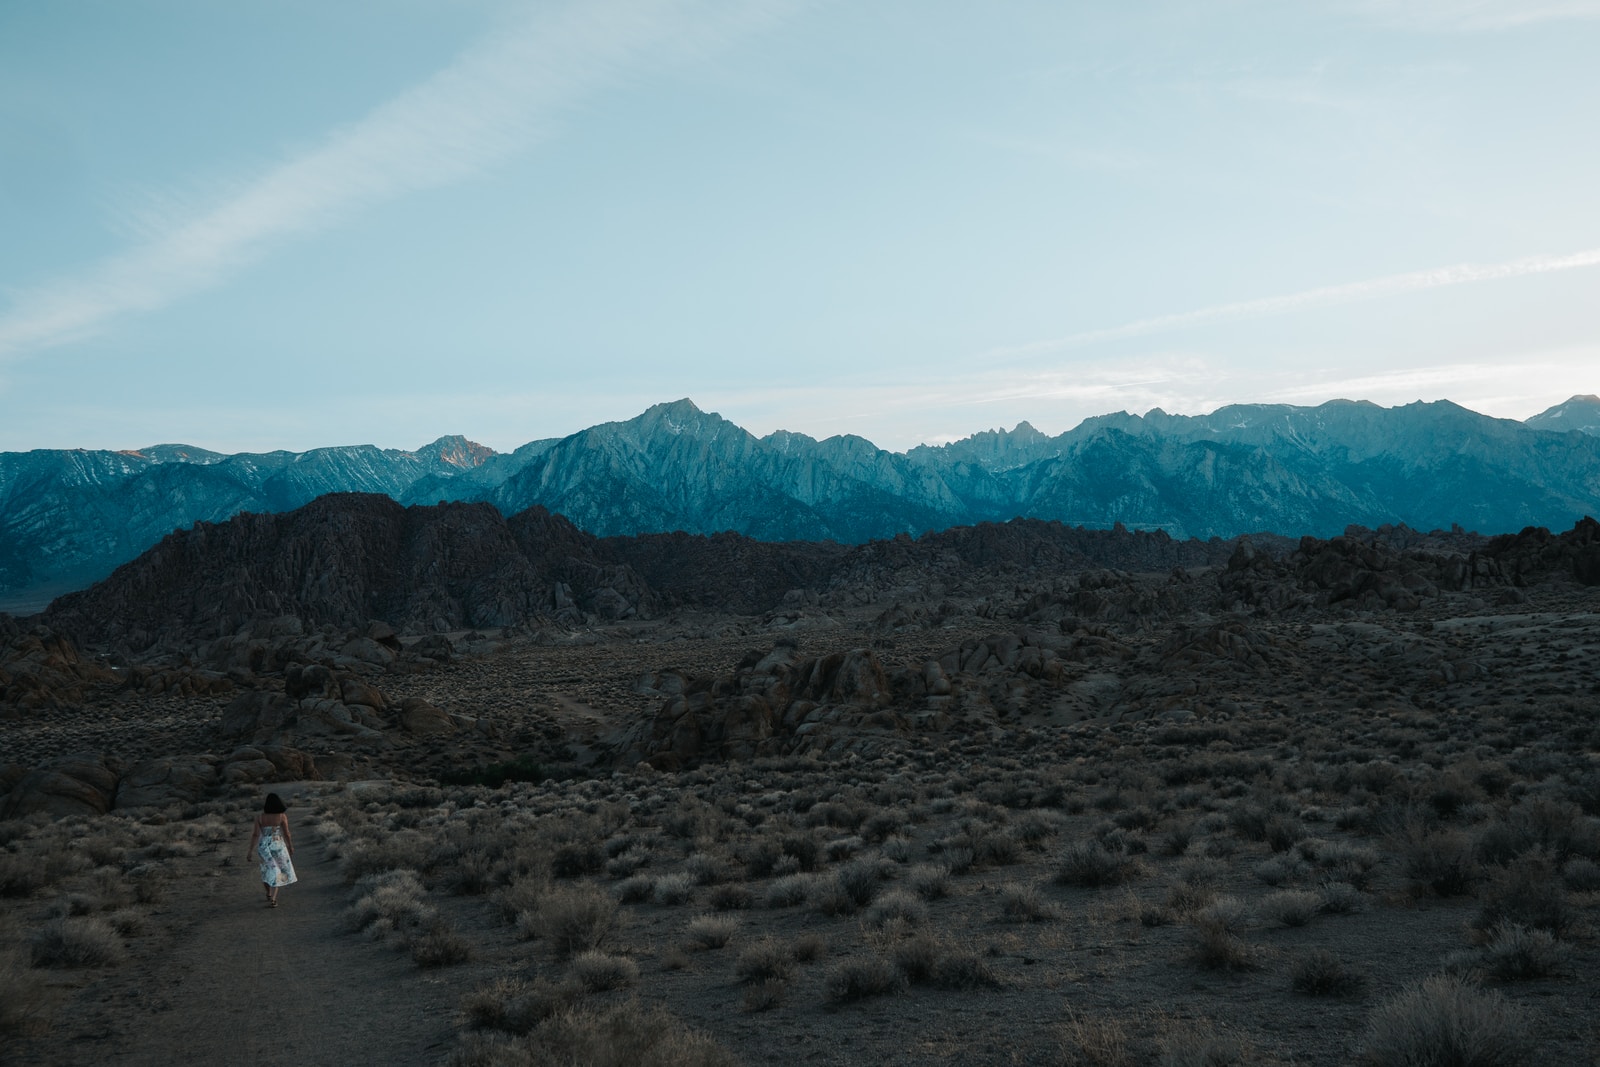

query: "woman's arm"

left=283, top=817, right=294, bottom=857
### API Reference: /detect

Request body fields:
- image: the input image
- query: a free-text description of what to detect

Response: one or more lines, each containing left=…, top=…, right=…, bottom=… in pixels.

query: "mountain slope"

left=1526, top=394, right=1600, bottom=436
left=4, top=396, right=1599, bottom=610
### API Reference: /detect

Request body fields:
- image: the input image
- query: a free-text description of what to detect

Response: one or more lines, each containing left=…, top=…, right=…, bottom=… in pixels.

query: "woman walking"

left=247, top=792, right=297, bottom=906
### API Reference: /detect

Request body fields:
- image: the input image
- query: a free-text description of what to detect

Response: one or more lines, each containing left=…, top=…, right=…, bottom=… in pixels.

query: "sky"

left=1, top=0, right=1597, bottom=455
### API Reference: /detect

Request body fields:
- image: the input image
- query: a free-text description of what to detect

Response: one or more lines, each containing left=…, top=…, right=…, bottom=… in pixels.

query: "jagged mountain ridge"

left=1525, top=394, right=1600, bottom=436
left=3, top=396, right=1598, bottom=610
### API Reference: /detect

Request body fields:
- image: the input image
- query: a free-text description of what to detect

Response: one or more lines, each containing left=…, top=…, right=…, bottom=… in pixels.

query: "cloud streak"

left=0, top=0, right=790, bottom=359
left=986, top=246, right=1600, bottom=361
left=1350, top=1, right=1600, bottom=31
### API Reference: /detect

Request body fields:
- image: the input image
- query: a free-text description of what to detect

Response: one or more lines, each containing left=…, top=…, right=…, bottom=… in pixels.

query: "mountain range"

left=3, top=395, right=1598, bottom=612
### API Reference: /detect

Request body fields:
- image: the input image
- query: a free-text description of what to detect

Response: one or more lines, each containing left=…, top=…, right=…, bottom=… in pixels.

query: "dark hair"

left=263, top=793, right=288, bottom=814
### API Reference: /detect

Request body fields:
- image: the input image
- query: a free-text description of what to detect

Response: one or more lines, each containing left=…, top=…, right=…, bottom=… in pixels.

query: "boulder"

left=399, top=697, right=455, bottom=735
left=0, top=753, right=120, bottom=818
left=339, top=677, right=388, bottom=711
left=220, top=691, right=296, bottom=741
left=115, top=756, right=219, bottom=809
left=339, top=637, right=395, bottom=666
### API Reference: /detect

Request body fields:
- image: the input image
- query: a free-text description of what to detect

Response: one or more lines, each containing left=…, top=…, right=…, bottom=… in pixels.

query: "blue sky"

left=1, top=0, right=1596, bottom=454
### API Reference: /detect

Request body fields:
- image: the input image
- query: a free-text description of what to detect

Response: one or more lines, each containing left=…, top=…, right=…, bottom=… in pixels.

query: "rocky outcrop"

left=612, top=625, right=1150, bottom=769
left=42, top=496, right=658, bottom=651
left=1217, top=518, right=1599, bottom=614
left=0, top=753, right=121, bottom=818
left=0, top=628, right=118, bottom=712
left=1480, top=517, right=1600, bottom=586
left=113, top=756, right=219, bottom=809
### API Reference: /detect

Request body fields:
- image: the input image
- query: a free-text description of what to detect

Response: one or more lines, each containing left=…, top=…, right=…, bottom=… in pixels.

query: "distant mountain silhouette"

left=4, top=396, right=1598, bottom=610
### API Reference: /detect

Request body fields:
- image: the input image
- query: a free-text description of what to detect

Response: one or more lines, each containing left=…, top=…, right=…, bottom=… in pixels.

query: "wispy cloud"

left=0, top=0, right=792, bottom=360
left=986, top=246, right=1600, bottom=361
left=1347, top=1, right=1600, bottom=30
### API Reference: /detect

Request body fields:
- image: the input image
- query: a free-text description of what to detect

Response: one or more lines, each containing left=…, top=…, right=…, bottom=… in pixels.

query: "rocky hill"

left=30, top=494, right=1242, bottom=653
left=5, top=396, right=1598, bottom=610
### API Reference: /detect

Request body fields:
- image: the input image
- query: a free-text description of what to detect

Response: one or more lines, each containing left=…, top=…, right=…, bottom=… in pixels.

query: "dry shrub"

left=791, top=932, right=827, bottom=962
left=734, top=938, right=793, bottom=984
left=891, top=934, right=941, bottom=984
left=741, top=978, right=785, bottom=1013
left=682, top=913, right=739, bottom=951
left=460, top=976, right=580, bottom=1036
left=835, top=858, right=885, bottom=908
left=1259, top=889, right=1320, bottom=928
left=412, top=921, right=473, bottom=968
left=1480, top=925, right=1566, bottom=981
left=534, top=885, right=619, bottom=959
left=1056, top=1008, right=1132, bottom=1066
left=1561, top=857, right=1600, bottom=892
left=1473, top=852, right=1574, bottom=938
left=708, top=883, right=751, bottom=911
left=931, top=948, right=1001, bottom=990
left=890, top=933, right=1000, bottom=990
left=652, top=873, right=694, bottom=906
left=1360, top=975, right=1532, bottom=1067
left=763, top=874, right=809, bottom=909
left=1254, top=853, right=1309, bottom=887
left=864, top=888, right=928, bottom=928
left=825, top=956, right=905, bottom=1002
left=0, top=854, right=48, bottom=899
left=106, top=908, right=148, bottom=937
left=616, top=875, right=655, bottom=904
left=499, top=1000, right=739, bottom=1067
left=1055, top=840, right=1142, bottom=888
left=340, top=833, right=432, bottom=884
left=347, top=869, right=435, bottom=938
left=1291, top=949, right=1367, bottom=996
left=780, top=833, right=820, bottom=871
left=571, top=951, right=639, bottom=992
left=907, top=863, right=951, bottom=901
left=495, top=878, right=547, bottom=922
left=999, top=882, right=1063, bottom=922
left=1396, top=825, right=1479, bottom=897
left=28, top=917, right=125, bottom=969
left=1187, top=917, right=1257, bottom=972
left=1318, top=881, right=1366, bottom=915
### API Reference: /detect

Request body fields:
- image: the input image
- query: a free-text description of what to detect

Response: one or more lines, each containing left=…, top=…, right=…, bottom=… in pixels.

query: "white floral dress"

left=256, top=821, right=297, bottom=887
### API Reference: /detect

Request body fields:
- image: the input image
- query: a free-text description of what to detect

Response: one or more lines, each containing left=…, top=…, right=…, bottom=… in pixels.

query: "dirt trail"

left=31, top=802, right=470, bottom=1067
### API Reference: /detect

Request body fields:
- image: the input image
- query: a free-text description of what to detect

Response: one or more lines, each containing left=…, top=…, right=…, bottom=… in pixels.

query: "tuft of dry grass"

left=1056, top=1008, right=1132, bottom=1067
left=1258, top=888, right=1321, bottom=928
left=571, top=951, right=639, bottom=992
left=740, top=978, right=785, bottom=1013
left=532, top=885, right=620, bottom=959
left=452, top=1000, right=738, bottom=1067
left=733, top=938, right=793, bottom=984
left=825, top=956, right=906, bottom=1002
left=1290, top=948, right=1367, bottom=996
left=681, top=913, right=739, bottom=951
left=28, top=917, right=125, bottom=969
left=1359, top=975, right=1531, bottom=1067
left=412, top=921, right=473, bottom=968
left=1055, top=839, right=1142, bottom=888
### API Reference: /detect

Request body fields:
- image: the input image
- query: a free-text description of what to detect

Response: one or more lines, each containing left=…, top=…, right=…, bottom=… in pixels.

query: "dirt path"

left=28, top=804, right=478, bottom=1067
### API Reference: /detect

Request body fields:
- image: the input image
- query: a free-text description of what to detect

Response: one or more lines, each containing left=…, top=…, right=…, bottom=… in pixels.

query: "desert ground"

left=3, top=536, right=1599, bottom=1066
